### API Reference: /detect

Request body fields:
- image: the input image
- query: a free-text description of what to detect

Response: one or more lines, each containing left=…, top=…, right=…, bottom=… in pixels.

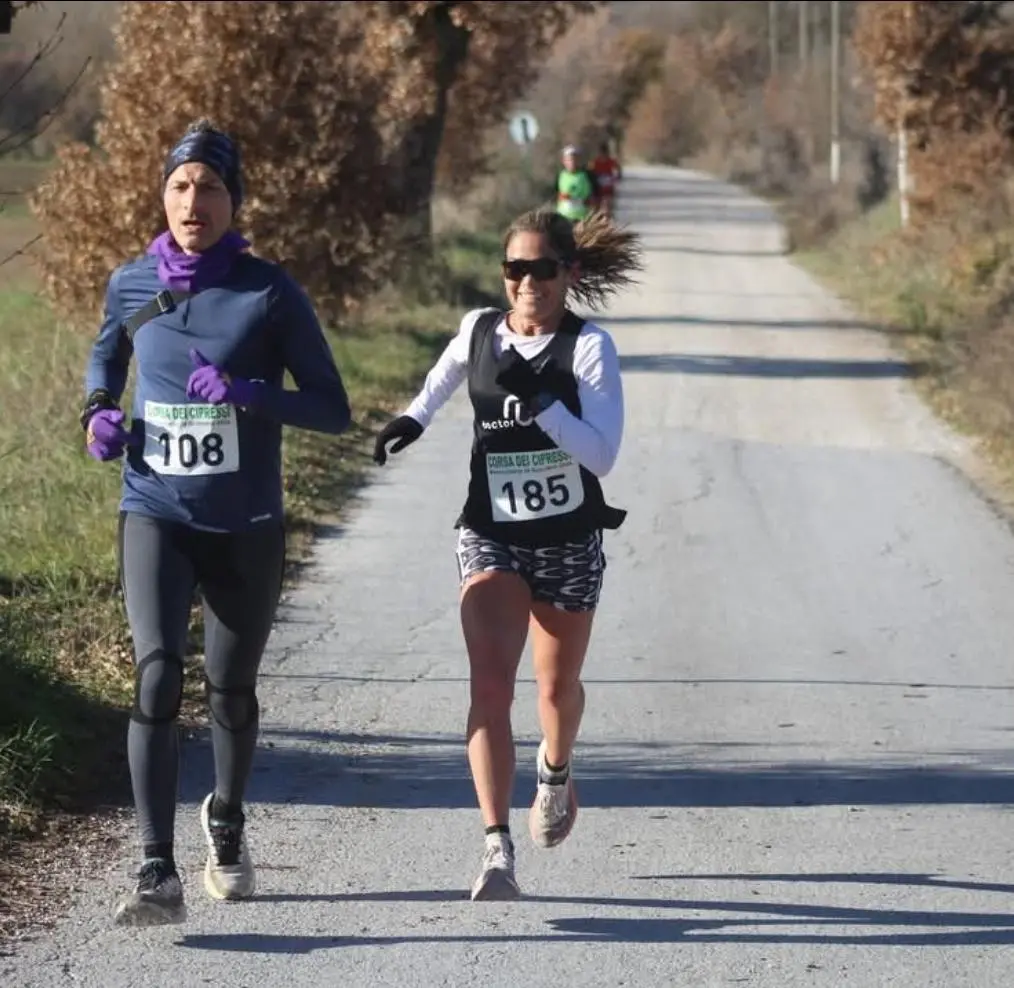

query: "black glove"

left=494, top=345, right=542, bottom=403
left=373, top=415, right=423, bottom=466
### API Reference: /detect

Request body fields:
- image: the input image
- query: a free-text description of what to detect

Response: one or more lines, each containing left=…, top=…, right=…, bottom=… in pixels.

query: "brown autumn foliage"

left=28, top=1, right=600, bottom=324
left=625, top=22, right=770, bottom=173
left=853, top=0, right=1014, bottom=221
left=29, top=1, right=430, bottom=324
left=570, top=27, right=666, bottom=154
left=623, top=37, right=706, bottom=166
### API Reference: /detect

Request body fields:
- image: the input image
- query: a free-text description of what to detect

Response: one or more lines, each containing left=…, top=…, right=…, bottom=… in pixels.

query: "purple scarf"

left=147, top=228, right=250, bottom=293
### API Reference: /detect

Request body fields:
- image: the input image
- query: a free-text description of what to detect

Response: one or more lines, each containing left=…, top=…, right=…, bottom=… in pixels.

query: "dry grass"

left=799, top=187, right=1014, bottom=507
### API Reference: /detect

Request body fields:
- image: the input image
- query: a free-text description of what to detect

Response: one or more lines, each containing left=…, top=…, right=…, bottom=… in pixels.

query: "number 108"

left=156, top=431, right=226, bottom=469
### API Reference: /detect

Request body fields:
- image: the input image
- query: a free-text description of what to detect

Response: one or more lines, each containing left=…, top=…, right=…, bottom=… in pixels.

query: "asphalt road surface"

left=7, top=165, right=1014, bottom=987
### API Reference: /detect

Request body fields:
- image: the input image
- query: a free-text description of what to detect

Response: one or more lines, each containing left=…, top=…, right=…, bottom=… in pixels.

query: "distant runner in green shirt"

left=555, top=145, right=597, bottom=222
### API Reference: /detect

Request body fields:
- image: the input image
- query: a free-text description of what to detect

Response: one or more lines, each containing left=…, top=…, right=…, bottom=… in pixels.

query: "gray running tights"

left=118, top=511, right=285, bottom=847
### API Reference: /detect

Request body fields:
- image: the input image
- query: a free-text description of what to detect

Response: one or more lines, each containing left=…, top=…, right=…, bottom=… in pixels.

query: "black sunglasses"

left=502, top=257, right=567, bottom=282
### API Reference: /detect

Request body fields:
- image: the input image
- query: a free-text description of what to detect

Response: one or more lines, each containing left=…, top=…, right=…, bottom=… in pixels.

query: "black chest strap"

left=122, top=289, right=192, bottom=342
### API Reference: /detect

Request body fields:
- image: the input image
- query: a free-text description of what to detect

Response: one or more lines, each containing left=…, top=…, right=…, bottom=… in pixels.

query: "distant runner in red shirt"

left=589, top=141, right=622, bottom=217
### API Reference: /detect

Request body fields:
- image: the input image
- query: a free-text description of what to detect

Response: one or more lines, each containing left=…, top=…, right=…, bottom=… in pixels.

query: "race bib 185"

left=486, top=449, right=584, bottom=523
left=142, top=401, right=240, bottom=477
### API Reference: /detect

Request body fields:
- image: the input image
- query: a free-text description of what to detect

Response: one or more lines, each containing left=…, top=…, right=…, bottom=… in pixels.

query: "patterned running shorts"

left=455, top=526, right=606, bottom=612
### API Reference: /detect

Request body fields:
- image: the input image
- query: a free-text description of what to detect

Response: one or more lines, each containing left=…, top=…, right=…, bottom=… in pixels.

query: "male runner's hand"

left=85, top=408, right=137, bottom=462
left=186, top=349, right=260, bottom=408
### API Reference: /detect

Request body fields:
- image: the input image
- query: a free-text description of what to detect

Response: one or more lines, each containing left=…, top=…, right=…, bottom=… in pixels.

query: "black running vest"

left=455, top=309, right=627, bottom=546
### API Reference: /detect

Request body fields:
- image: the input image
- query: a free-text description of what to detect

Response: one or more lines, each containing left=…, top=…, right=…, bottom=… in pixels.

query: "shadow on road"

left=625, top=206, right=776, bottom=226
left=617, top=353, right=925, bottom=380
left=647, top=245, right=787, bottom=258
left=599, top=313, right=900, bottom=334
left=178, top=726, right=1014, bottom=812
left=174, top=874, right=1014, bottom=950
left=619, top=187, right=741, bottom=205
left=259, top=671, right=1014, bottom=693
left=637, top=872, right=1014, bottom=896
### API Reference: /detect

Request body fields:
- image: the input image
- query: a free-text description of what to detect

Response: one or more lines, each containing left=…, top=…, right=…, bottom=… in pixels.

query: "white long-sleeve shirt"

left=404, top=308, right=624, bottom=477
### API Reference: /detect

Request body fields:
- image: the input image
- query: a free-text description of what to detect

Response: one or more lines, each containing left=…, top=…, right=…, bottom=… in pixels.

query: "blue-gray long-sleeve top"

left=85, top=252, right=351, bottom=532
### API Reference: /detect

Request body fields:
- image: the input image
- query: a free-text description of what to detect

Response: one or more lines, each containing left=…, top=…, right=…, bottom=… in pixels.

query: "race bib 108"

left=142, top=401, right=240, bottom=477
left=486, top=449, right=584, bottom=523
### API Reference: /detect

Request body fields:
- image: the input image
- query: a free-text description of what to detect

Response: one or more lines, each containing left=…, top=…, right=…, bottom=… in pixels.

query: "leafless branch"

left=0, top=13, right=66, bottom=104
left=0, top=58, right=91, bottom=156
left=0, top=11, right=92, bottom=155
left=0, top=233, right=42, bottom=270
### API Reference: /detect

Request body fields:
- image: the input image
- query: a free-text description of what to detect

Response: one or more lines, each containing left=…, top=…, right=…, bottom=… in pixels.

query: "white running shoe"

left=200, top=792, right=255, bottom=901
left=529, top=739, right=578, bottom=848
left=470, top=832, right=521, bottom=901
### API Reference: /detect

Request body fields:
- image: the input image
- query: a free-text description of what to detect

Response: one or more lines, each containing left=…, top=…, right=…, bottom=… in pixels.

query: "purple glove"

left=186, top=349, right=260, bottom=407
left=85, top=408, right=135, bottom=462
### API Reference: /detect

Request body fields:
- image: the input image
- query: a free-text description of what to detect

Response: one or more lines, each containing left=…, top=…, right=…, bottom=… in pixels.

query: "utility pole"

left=898, top=3, right=914, bottom=227
left=798, top=0, right=809, bottom=72
left=798, top=1, right=811, bottom=161
left=769, top=1, right=779, bottom=78
left=898, top=109, right=911, bottom=227
left=830, top=0, right=841, bottom=184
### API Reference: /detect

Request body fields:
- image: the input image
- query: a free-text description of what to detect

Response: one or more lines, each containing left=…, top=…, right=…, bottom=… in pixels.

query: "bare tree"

left=0, top=1, right=92, bottom=268
left=0, top=14, right=91, bottom=158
